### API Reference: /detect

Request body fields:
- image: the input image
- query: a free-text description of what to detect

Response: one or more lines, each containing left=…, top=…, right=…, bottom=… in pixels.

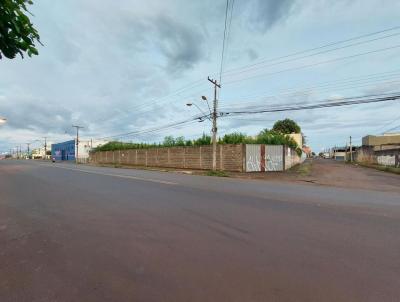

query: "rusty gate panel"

left=265, top=145, right=284, bottom=171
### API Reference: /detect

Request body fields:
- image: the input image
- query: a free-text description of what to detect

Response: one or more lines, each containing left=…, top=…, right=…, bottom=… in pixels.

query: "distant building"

left=51, top=139, right=107, bottom=162
left=332, top=146, right=350, bottom=161
left=362, top=133, right=400, bottom=148
left=31, top=146, right=51, bottom=159
left=302, top=145, right=312, bottom=157
left=357, top=133, right=400, bottom=166
left=288, top=133, right=303, bottom=148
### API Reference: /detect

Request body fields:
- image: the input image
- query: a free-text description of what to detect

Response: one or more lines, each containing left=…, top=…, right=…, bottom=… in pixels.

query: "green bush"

left=93, top=126, right=303, bottom=156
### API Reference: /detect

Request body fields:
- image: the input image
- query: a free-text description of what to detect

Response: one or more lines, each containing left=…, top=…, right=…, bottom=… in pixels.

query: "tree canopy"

left=0, top=0, right=41, bottom=59
left=272, top=119, right=301, bottom=134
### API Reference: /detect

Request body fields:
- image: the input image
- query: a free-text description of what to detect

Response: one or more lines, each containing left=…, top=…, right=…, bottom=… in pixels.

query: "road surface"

left=1, top=160, right=400, bottom=301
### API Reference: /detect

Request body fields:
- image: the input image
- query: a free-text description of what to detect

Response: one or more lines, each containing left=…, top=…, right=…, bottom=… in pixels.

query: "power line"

left=225, top=44, right=400, bottom=85
left=219, top=69, right=400, bottom=106
left=88, top=26, right=400, bottom=128
left=223, top=91, right=399, bottom=112
left=97, top=114, right=206, bottom=140
left=381, top=123, right=400, bottom=134
left=219, top=0, right=230, bottom=85
left=95, top=93, right=399, bottom=141
left=219, top=77, right=400, bottom=110
left=223, top=25, right=400, bottom=76
left=373, top=113, right=400, bottom=134
left=220, top=93, right=400, bottom=115
left=223, top=32, right=400, bottom=79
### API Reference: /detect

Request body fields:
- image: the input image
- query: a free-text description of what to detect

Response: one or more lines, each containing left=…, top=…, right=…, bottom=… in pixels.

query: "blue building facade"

left=51, top=140, right=76, bottom=161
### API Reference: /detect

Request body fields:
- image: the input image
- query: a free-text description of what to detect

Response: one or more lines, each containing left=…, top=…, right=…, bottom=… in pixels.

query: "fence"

left=245, top=144, right=304, bottom=172
left=90, top=144, right=304, bottom=172
left=90, top=144, right=245, bottom=172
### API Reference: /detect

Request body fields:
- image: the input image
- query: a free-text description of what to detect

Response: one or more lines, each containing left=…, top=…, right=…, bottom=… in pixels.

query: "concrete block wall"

left=284, top=147, right=306, bottom=170
left=90, top=144, right=244, bottom=172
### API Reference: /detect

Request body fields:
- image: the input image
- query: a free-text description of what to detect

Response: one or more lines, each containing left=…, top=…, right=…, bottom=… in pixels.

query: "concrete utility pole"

left=349, top=136, right=353, bottom=162
left=43, top=137, right=47, bottom=160
left=207, top=77, right=221, bottom=171
left=72, top=125, right=84, bottom=164
left=26, top=143, right=31, bottom=159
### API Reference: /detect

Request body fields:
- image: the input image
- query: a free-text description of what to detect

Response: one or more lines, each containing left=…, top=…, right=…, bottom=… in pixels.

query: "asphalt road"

left=1, top=160, right=400, bottom=302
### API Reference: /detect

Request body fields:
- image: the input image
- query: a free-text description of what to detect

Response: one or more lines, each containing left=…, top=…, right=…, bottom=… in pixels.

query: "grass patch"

left=356, top=162, right=400, bottom=175
left=290, top=160, right=313, bottom=176
left=206, top=170, right=229, bottom=177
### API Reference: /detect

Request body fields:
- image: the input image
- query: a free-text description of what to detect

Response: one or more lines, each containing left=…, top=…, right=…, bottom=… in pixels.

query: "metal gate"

left=246, top=144, right=262, bottom=172
left=265, top=145, right=283, bottom=171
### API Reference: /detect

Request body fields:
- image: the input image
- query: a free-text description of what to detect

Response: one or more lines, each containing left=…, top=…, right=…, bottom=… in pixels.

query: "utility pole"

left=72, top=125, right=84, bottom=164
left=43, top=137, right=47, bottom=160
left=26, top=143, right=31, bottom=159
left=349, top=136, right=353, bottom=162
left=207, top=77, right=221, bottom=171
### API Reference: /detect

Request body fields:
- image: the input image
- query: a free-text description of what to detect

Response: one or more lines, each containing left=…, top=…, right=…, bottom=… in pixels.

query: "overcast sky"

left=1, top=0, right=400, bottom=153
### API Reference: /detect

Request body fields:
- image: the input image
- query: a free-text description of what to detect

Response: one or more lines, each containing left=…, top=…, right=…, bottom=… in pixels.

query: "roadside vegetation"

left=354, top=162, right=400, bottom=175
left=206, top=170, right=229, bottom=177
left=93, top=119, right=303, bottom=156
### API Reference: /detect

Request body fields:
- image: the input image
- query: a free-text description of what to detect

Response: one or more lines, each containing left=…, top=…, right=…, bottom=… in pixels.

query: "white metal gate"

left=265, top=145, right=283, bottom=171
left=246, top=144, right=261, bottom=172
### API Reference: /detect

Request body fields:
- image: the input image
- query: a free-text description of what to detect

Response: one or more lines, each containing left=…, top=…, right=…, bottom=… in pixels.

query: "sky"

left=1, top=0, right=400, bottom=153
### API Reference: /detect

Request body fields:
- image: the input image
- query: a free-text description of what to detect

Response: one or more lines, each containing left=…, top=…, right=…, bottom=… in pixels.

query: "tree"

left=175, top=136, right=186, bottom=146
left=193, top=133, right=211, bottom=146
left=163, top=136, right=175, bottom=147
left=0, top=0, right=41, bottom=59
left=220, top=132, right=248, bottom=144
left=272, top=119, right=301, bottom=134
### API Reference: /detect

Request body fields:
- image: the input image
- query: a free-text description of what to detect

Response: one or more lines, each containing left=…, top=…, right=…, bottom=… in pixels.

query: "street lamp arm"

left=187, top=103, right=212, bottom=122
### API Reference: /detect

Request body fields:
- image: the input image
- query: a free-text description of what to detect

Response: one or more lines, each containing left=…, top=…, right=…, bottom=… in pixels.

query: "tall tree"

left=0, top=0, right=41, bottom=59
left=272, top=119, right=301, bottom=134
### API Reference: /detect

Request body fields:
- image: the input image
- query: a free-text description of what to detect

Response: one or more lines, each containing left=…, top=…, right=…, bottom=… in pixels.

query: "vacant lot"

left=230, top=158, right=400, bottom=193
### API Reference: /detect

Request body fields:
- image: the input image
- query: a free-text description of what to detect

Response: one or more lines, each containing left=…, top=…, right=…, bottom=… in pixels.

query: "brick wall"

left=90, top=144, right=244, bottom=172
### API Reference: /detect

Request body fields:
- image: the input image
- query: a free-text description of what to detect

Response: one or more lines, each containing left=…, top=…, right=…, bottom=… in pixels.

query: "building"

left=362, top=133, right=400, bottom=149
left=31, top=146, right=52, bottom=159
left=51, top=139, right=107, bottom=162
left=332, top=146, right=349, bottom=161
left=288, top=133, right=303, bottom=148
left=302, top=145, right=312, bottom=157
left=355, top=133, right=400, bottom=167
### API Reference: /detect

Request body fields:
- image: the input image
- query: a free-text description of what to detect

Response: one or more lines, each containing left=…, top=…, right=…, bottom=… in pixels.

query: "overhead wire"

left=219, top=0, right=230, bottom=85
left=223, top=32, right=400, bottom=80
left=222, top=25, right=400, bottom=75
left=219, top=69, right=400, bottom=106
left=219, top=93, right=400, bottom=115
left=224, top=44, right=400, bottom=85
left=90, top=26, right=400, bottom=128
left=219, top=77, right=400, bottom=109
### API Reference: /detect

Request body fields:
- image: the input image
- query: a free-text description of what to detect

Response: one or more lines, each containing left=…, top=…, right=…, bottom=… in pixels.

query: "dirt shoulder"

left=248, top=158, right=400, bottom=193
left=90, top=159, right=400, bottom=193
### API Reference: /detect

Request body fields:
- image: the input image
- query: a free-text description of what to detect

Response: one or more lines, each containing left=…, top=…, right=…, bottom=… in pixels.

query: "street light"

left=0, top=117, right=7, bottom=125
left=186, top=102, right=212, bottom=121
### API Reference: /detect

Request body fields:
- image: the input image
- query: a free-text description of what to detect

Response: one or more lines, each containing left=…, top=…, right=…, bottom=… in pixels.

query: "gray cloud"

left=0, top=96, right=74, bottom=134
left=153, top=15, right=206, bottom=73
left=247, top=49, right=259, bottom=61
left=248, top=0, right=298, bottom=32
left=1, top=0, right=399, bottom=153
